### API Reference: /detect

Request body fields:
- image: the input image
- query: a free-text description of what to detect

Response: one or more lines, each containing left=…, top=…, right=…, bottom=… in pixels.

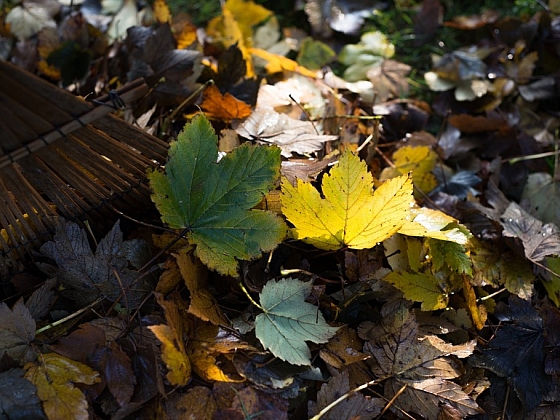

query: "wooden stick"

left=0, top=79, right=149, bottom=169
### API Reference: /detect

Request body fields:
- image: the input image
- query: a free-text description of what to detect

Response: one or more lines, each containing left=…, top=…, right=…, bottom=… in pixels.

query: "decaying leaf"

left=254, top=278, right=339, bottom=366
left=37, top=220, right=151, bottom=308
left=175, top=248, right=228, bottom=326
left=473, top=296, right=549, bottom=413
left=0, top=368, right=45, bottom=419
left=235, top=107, right=338, bottom=157
left=362, top=302, right=481, bottom=420
left=308, top=371, right=383, bottom=419
left=149, top=114, right=287, bottom=276
left=0, top=299, right=37, bottom=365
left=500, top=202, right=560, bottom=261
left=24, top=353, right=100, bottom=420
left=521, top=172, right=560, bottom=227
left=148, top=294, right=191, bottom=386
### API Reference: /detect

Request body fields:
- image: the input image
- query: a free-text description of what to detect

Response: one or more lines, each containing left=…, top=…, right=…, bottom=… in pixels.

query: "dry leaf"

left=200, top=83, right=252, bottom=120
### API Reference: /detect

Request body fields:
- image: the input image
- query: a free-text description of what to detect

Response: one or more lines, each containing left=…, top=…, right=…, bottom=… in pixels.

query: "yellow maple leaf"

left=24, top=353, right=100, bottom=420
left=281, top=150, right=414, bottom=250
left=380, top=145, right=438, bottom=194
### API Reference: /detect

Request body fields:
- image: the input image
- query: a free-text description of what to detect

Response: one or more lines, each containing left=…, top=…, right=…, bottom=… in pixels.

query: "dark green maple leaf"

left=149, top=114, right=286, bottom=276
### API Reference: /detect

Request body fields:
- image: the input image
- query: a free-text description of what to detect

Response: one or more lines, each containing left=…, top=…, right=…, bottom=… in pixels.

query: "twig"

left=35, top=297, right=104, bottom=335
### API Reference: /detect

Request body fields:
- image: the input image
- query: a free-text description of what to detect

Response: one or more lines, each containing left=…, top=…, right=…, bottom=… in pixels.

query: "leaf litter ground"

left=3, top=0, right=560, bottom=419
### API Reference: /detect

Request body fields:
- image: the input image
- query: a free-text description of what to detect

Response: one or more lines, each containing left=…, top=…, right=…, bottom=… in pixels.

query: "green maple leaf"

left=255, top=278, right=339, bottom=366
left=148, top=114, right=287, bottom=276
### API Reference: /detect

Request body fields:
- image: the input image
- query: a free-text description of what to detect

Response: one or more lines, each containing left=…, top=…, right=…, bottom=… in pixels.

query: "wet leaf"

left=254, top=278, right=339, bottom=365
left=24, top=353, right=100, bottom=420
left=149, top=114, right=287, bottom=276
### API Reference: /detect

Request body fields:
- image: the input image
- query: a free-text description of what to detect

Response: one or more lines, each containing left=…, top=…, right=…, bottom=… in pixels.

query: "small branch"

left=35, top=297, right=104, bottom=335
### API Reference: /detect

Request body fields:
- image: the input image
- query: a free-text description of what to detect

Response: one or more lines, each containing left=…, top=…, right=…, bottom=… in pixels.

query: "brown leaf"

left=200, top=83, right=252, bottom=121
left=96, top=341, right=136, bottom=407
left=0, top=299, right=37, bottom=365
left=448, top=114, right=509, bottom=134
left=235, top=106, right=338, bottom=157
left=175, top=248, right=229, bottom=326
left=164, top=386, right=217, bottom=419
left=25, top=278, right=57, bottom=321
left=444, top=9, right=499, bottom=29
left=367, top=59, right=411, bottom=102
left=308, top=371, right=382, bottom=420
left=319, top=326, right=369, bottom=369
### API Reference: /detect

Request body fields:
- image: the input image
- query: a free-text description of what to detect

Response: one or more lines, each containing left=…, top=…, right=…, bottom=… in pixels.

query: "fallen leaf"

left=175, top=248, right=228, bottom=326
left=281, top=150, right=414, bottom=250
left=472, top=296, right=549, bottom=413
left=6, top=1, right=58, bottom=40
left=296, top=37, right=336, bottom=70
left=0, top=368, right=45, bottom=419
left=24, top=353, right=100, bottom=420
left=149, top=114, right=287, bottom=276
left=0, top=299, right=37, bottom=365
left=308, top=371, right=383, bottom=419
left=235, top=107, right=338, bottom=157
left=38, top=220, right=150, bottom=308
left=383, top=271, right=449, bottom=310
left=254, top=278, right=339, bottom=366
left=153, top=0, right=171, bottom=23
left=366, top=59, right=411, bottom=102
left=200, top=83, right=252, bottom=121
left=249, top=47, right=318, bottom=77
left=500, top=202, right=560, bottom=261
left=521, top=172, right=560, bottom=227
left=398, top=207, right=471, bottom=244
left=149, top=293, right=191, bottom=386
left=380, top=145, right=438, bottom=194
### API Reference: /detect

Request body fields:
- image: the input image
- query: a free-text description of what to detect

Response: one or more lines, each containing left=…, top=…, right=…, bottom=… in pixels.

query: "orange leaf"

left=200, top=84, right=252, bottom=120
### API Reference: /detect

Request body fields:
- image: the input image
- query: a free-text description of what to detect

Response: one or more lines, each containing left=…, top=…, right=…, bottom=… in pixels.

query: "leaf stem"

left=35, top=297, right=104, bottom=335
left=238, top=281, right=264, bottom=311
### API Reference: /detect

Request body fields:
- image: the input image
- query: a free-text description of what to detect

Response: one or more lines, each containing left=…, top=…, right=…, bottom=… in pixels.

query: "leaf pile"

left=3, top=0, right=560, bottom=419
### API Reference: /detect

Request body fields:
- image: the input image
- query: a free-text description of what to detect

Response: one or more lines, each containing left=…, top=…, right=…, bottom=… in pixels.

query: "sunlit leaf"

left=398, top=207, right=471, bottom=244
left=254, top=278, right=339, bottom=365
left=281, top=150, right=414, bottom=250
left=149, top=114, right=286, bottom=276
left=24, top=353, right=100, bottom=420
left=296, top=37, right=335, bottom=70
left=380, top=145, right=438, bottom=194
left=383, top=271, right=449, bottom=310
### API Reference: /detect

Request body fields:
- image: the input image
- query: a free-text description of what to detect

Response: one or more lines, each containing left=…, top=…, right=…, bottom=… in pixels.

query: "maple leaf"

left=24, top=353, right=100, bottom=420
left=281, top=150, right=414, bottom=250
left=472, top=296, right=550, bottom=413
left=38, top=220, right=150, bottom=307
left=0, top=299, right=37, bottom=365
left=500, top=201, right=560, bottom=261
left=200, top=83, right=252, bottom=121
left=383, top=271, right=449, bottom=311
left=254, top=278, right=339, bottom=366
left=362, top=302, right=481, bottom=419
left=380, top=145, right=438, bottom=194
left=235, top=106, right=338, bottom=157
left=308, top=371, right=383, bottom=419
left=148, top=113, right=287, bottom=276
